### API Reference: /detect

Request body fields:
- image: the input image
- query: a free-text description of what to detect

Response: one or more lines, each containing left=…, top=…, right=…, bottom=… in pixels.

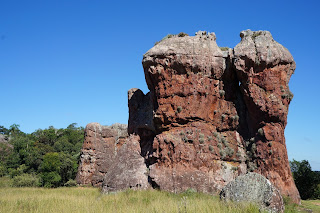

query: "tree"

left=9, top=124, right=21, bottom=136
left=40, top=152, right=62, bottom=187
left=290, top=159, right=319, bottom=199
left=0, top=125, right=9, bottom=135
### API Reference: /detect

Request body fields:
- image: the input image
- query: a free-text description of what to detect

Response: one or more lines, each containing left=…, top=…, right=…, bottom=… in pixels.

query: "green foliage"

left=0, top=125, right=9, bottom=135
left=64, top=179, right=77, bottom=187
left=219, top=90, right=225, bottom=97
left=42, top=171, right=61, bottom=188
left=219, top=47, right=229, bottom=51
left=257, top=128, right=264, bottom=136
left=11, top=173, right=40, bottom=187
left=290, top=159, right=320, bottom=199
left=0, top=164, right=6, bottom=177
left=177, top=106, right=182, bottom=113
left=0, top=123, right=84, bottom=188
left=177, top=32, right=188, bottom=37
left=8, top=164, right=28, bottom=178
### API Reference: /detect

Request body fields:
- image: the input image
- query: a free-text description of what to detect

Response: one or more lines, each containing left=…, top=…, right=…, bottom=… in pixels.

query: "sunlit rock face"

left=139, top=30, right=299, bottom=203
left=77, top=30, right=300, bottom=204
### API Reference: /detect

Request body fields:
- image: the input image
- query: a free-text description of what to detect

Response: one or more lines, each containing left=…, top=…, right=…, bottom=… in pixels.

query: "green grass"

left=301, top=200, right=320, bottom=212
left=0, top=177, right=319, bottom=213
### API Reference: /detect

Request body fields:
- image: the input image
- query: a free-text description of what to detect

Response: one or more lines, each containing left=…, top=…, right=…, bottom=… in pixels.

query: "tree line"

left=0, top=123, right=84, bottom=187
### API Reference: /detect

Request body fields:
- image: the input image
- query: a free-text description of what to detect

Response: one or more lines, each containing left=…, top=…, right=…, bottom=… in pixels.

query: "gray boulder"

left=220, top=172, right=284, bottom=213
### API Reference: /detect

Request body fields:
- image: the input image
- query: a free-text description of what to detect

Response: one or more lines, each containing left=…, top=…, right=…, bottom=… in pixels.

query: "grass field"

left=0, top=177, right=319, bottom=213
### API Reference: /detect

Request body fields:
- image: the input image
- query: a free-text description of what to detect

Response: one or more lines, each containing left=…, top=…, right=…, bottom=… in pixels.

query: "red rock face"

left=76, top=30, right=300, bottom=204
left=139, top=30, right=300, bottom=203
left=233, top=30, right=299, bottom=203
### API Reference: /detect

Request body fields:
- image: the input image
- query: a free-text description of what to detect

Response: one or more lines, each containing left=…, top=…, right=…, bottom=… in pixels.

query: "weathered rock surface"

left=77, top=30, right=300, bottom=204
left=139, top=30, right=299, bottom=203
left=233, top=30, right=299, bottom=203
left=220, top=172, right=284, bottom=213
left=102, top=134, right=150, bottom=192
left=76, top=122, right=128, bottom=186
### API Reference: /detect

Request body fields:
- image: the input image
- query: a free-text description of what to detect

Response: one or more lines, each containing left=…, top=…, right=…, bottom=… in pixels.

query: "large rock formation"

left=77, top=30, right=300, bottom=204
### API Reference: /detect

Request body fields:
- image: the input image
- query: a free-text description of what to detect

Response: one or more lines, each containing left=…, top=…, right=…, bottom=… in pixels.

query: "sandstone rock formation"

left=77, top=30, right=300, bottom=204
left=76, top=122, right=128, bottom=186
left=220, top=172, right=284, bottom=213
left=102, top=134, right=150, bottom=192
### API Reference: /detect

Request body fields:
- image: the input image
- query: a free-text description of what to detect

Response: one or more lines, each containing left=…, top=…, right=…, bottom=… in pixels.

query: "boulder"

left=220, top=172, right=284, bottom=213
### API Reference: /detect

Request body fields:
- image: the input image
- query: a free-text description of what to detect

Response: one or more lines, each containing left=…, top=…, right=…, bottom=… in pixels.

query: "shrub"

left=219, top=150, right=226, bottom=159
left=219, top=90, right=225, bottom=97
left=236, top=151, right=241, bottom=158
left=251, top=143, right=256, bottom=152
left=225, top=147, right=234, bottom=157
left=199, top=133, right=205, bottom=144
left=177, top=106, right=182, bottom=113
left=0, top=164, right=6, bottom=177
left=251, top=31, right=262, bottom=39
left=209, top=145, right=214, bottom=152
left=12, top=173, right=41, bottom=187
left=221, top=137, right=227, bottom=146
left=219, top=47, right=229, bottom=51
left=178, top=32, right=188, bottom=37
left=41, top=171, right=61, bottom=188
left=64, top=179, right=77, bottom=187
left=232, top=115, right=239, bottom=121
left=221, top=114, right=226, bottom=121
left=258, top=128, right=264, bottom=136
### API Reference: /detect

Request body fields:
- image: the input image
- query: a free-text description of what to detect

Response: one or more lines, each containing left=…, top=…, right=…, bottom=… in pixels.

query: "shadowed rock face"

left=76, top=122, right=128, bottom=187
left=77, top=30, right=300, bottom=204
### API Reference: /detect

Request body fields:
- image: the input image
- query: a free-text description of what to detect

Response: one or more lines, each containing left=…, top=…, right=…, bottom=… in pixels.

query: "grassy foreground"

left=0, top=187, right=261, bottom=213
left=0, top=182, right=319, bottom=213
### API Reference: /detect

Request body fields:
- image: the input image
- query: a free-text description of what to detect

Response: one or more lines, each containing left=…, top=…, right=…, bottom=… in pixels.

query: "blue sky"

left=1, top=0, right=319, bottom=170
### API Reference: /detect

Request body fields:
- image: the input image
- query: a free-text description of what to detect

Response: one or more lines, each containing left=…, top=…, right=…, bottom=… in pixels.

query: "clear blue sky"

left=1, top=0, right=319, bottom=170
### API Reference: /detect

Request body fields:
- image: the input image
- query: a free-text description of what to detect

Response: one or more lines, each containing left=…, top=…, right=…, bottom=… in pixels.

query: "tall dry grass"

left=0, top=187, right=261, bottom=213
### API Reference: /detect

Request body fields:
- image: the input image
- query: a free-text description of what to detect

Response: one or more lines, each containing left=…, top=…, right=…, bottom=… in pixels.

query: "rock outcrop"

left=76, top=122, right=128, bottom=186
left=77, top=30, right=300, bottom=204
left=102, top=134, right=150, bottom=192
left=140, top=30, right=299, bottom=203
left=220, top=172, right=284, bottom=213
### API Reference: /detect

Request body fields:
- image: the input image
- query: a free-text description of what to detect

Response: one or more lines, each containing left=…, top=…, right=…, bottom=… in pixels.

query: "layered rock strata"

left=77, top=30, right=300, bottom=204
